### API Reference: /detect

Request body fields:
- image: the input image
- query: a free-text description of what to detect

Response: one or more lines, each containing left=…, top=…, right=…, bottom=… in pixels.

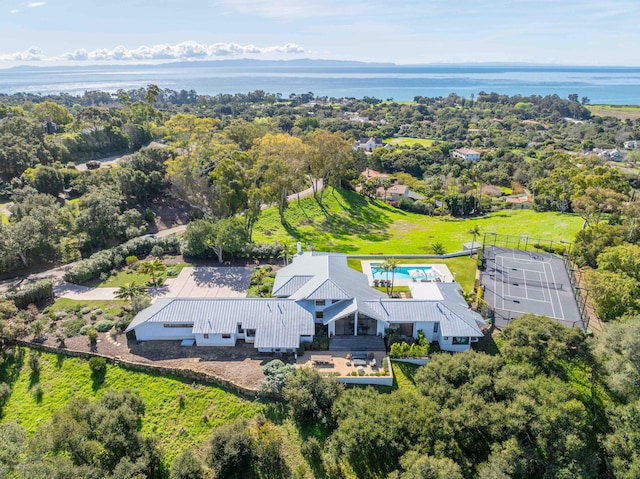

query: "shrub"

left=241, top=241, right=285, bottom=260
left=80, top=307, right=92, bottom=315
left=166, top=266, right=179, bottom=277
left=88, top=356, right=107, bottom=374
left=28, top=352, right=40, bottom=373
left=63, top=317, right=86, bottom=337
left=86, top=327, right=98, bottom=344
left=3, top=279, right=54, bottom=310
left=94, top=319, right=114, bottom=332
left=116, top=315, right=133, bottom=332
left=132, top=295, right=152, bottom=314
left=151, top=245, right=164, bottom=258
left=94, top=308, right=103, bottom=316
left=0, top=382, right=11, bottom=406
left=206, top=419, right=254, bottom=478
left=170, top=449, right=203, bottom=479
left=30, top=383, right=43, bottom=400
left=258, top=360, right=296, bottom=397
left=125, top=255, right=139, bottom=265
left=0, top=300, right=18, bottom=320
left=144, top=208, right=156, bottom=223
left=64, top=236, right=180, bottom=283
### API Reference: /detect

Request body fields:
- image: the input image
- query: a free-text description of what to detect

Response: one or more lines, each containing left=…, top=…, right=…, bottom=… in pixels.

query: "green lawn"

left=254, top=188, right=583, bottom=256
left=0, top=349, right=264, bottom=461
left=384, top=137, right=434, bottom=147
left=391, top=361, right=420, bottom=392
left=95, top=261, right=192, bottom=288
left=49, top=297, right=126, bottom=316
left=0, top=213, right=8, bottom=225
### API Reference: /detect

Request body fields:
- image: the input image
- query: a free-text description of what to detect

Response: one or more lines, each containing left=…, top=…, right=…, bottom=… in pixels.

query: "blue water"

left=1, top=62, right=640, bottom=104
left=371, top=265, right=437, bottom=281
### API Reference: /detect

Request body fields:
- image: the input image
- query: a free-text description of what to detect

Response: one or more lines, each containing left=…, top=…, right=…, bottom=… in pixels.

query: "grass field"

left=588, top=104, right=640, bottom=120
left=384, top=137, right=434, bottom=147
left=0, top=349, right=264, bottom=461
left=0, top=213, right=7, bottom=225
left=254, top=188, right=583, bottom=256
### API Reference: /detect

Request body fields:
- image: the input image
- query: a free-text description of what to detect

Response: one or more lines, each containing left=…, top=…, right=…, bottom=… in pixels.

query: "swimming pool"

left=370, top=264, right=440, bottom=281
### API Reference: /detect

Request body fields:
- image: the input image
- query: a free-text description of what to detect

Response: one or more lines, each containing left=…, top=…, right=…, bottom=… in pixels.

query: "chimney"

left=296, top=242, right=302, bottom=255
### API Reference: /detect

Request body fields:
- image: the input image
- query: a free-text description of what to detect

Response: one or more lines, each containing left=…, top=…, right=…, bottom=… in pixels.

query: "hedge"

left=3, top=279, right=54, bottom=310
left=64, top=236, right=180, bottom=284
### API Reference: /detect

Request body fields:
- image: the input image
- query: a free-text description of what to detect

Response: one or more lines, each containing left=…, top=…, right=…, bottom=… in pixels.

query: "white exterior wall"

left=438, top=335, right=472, bottom=352
left=134, top=323, right=195, bottom=341
left=195, top=333, right=237, bottom=346
left=413, top=321, right=437, bottom=342
left=376, top=321, right=386, bottom=336
left=328, top=322, right=336, bottom=337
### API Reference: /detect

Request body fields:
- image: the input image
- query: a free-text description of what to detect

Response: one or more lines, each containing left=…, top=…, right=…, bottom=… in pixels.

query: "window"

left=163, top=323, right=193, bottom=328
left=237, top=324, right=244, bottom=334
left=443, top=337, right=449, bottom=341
left=433, top=323, right=439, bottom=333
left=203, top=334, right=209, bottom=339
left=246, top=329, right=256, bottom=338
left=316, top=311, right=324, bottom=319
left=222, top=334, right=231, bottom=339
left=315, top=300, right=326, bottom=306
left=452, top=337, right=470, bottom=345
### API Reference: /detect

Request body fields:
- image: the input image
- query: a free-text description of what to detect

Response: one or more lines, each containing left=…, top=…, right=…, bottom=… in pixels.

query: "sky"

left=0, top=0, right=639, bottom=67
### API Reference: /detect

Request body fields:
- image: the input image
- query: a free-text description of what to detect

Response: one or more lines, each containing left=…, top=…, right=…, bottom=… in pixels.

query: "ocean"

left=1, top=62, right=640, bottom=104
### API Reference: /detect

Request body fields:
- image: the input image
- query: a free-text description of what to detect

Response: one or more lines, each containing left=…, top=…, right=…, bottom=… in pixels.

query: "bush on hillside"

left=3, top=280, right=54, bottom=310
left=94, top=320, right=114, bottom=332
left=64, top=236, right=180, bottom=284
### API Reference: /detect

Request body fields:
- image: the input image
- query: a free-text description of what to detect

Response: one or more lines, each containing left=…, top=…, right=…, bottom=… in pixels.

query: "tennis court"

left=480, top=246, right=583, bottom=329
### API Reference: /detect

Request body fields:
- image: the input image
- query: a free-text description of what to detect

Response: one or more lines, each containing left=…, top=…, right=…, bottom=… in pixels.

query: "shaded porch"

left=329, top=335, right=386, bottom=351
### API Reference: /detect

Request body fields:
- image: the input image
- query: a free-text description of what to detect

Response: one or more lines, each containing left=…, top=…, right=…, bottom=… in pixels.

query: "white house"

left=623, top=140, right=639, bottom=149
left=452, top=148, right=481, bottom=161
left=354, top=137, right=390, bottom=152
left=127, top=252, right=485, bottom=353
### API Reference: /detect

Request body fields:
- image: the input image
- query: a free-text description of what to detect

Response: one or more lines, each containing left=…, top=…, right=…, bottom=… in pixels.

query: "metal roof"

left=364, top=298, right=483, bottom=338
left=127, top=298, right=314, bottom=350
left=275, top=252, right=386, bottom=302
left=272, top=275, right=313, bottom=297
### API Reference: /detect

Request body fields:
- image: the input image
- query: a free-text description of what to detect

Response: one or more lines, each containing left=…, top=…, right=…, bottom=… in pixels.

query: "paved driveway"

left=150, top=266, right=252, bottom=300
left=55, top=266, right=253, bottom=302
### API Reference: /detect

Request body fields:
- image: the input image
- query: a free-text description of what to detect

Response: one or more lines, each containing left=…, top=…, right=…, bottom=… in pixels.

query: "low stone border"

left=8, top=339, right=259, bottom=398
left=391, top=357, right=430, bottom=366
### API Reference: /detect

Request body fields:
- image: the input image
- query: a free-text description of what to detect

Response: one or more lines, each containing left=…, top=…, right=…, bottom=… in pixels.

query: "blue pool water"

left=371, top=265, right=438, bottom=280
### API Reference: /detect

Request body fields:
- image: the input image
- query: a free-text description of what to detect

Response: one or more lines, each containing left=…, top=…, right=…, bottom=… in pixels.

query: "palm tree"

left=114, top=281, right=147, bottom=302
left=387, top=257, right=398, bottom=297
left=380, top=260, right=391, bottom=295
left=139, top=257, right=166, bottom=287
left=467, top=224, right=481, bottom=256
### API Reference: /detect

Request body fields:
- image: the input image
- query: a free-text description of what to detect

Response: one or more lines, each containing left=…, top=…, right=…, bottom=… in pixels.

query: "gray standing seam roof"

left=127, top=298, right=314, bottom=350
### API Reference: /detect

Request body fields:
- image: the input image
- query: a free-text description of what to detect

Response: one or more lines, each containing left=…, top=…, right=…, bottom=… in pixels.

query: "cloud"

left=9, top=9, right=19, bottom=13
left=26, top=2, right=47, bottom=7
left=0, top=41, right=305, bottom=63
left=0, top=47, right=46, bottom=61
left=57, top=41, right=305, bottom=61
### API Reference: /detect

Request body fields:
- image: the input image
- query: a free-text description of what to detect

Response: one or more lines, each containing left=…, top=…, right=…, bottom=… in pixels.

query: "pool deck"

left=361, top=261, right=455, bottom=286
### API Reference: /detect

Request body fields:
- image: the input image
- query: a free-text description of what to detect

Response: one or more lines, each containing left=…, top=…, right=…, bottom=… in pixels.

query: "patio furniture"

left=310, top=355, right=333, bottom=365
left=353, top=359, right=367, bottom=367
left=370, top=358, right=377, bottom=368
